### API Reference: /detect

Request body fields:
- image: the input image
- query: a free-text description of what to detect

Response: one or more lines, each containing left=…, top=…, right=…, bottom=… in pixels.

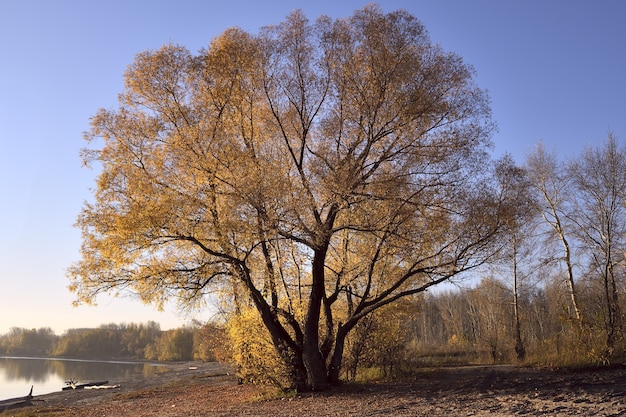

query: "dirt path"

left=6, top=363, right=626, bottom=416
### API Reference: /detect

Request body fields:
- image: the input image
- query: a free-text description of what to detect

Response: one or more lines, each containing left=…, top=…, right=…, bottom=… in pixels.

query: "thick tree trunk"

left=301, top=247, right=330, bottom=390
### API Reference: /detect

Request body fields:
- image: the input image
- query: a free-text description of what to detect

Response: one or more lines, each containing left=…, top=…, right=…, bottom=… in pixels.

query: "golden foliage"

left=69, top=5, right=511, bottom=389
left=225, top=307, right=292, bottom=388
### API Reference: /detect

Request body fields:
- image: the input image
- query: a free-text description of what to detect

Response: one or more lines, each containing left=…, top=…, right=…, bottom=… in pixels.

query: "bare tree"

left=488, top=155, right=538, bottom=361
left=568, top=134, right=626, bottom=356
left=526, top=143, right=583, bottom=325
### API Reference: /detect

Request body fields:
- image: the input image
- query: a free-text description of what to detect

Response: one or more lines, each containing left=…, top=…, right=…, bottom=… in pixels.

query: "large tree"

left=69, top=5, right=519, bottom=390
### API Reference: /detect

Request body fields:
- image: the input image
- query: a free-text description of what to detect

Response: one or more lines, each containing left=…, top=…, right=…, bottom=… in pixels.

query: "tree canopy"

left=69, top=5, right=520, bottom=390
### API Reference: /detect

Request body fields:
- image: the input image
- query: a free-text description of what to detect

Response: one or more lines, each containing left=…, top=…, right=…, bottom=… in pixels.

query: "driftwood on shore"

left=0, top=385, right=33, bottom=411
left=63, top=380, right=109, bottom=390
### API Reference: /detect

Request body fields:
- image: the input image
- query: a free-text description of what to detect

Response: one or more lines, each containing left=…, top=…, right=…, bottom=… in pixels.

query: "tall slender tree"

left=489, top=155, right=537, bottom=361
left=526, top=144, right=583, bottom=325
left=568, top=134, right=626, bottom=356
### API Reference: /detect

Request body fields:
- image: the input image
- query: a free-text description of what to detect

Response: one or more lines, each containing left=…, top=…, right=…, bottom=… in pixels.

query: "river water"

left=0, top=356, right=168, bottom=401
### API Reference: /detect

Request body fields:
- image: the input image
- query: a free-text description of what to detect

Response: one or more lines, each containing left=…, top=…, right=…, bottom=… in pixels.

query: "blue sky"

left=0, top=1, right=624, bottom=335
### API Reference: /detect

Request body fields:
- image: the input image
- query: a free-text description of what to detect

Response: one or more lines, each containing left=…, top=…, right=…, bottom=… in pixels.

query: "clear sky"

left=1, top=1, right=624, bottom=335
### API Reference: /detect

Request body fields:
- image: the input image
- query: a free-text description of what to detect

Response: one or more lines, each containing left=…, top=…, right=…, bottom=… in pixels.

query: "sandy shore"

left=4, top=363, right=626, bottom=416
left=41, top=361, right=235, bottom=403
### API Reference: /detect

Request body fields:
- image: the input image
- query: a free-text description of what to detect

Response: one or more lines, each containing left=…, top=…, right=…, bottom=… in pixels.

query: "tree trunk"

left=553, top=218, right=583, bottom=325
left=301, top=246, right=330, bottom=390
left=512, top=236, right=526, bottom=361
left=327, top=329, right=346, bottom=385
left=604, top=256, right=621, bottom=357
left=239, top=264, right=309, bottom=390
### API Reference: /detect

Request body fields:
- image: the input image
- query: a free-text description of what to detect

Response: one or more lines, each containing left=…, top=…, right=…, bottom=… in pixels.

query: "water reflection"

left=0, top=357, right=167, bottom=400
left=0, top=357, right=53, bottom=382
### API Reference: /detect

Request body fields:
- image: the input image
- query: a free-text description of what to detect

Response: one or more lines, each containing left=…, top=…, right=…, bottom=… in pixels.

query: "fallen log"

left=84, top=383, right=120, bottom=390
left=62, top=380, right=109, bottom=390
left=0, top=386, right=33, bottom=411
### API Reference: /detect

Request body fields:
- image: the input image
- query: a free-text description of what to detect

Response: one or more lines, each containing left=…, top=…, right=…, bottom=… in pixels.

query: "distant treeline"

left=0, top=321, right=225, bottom=361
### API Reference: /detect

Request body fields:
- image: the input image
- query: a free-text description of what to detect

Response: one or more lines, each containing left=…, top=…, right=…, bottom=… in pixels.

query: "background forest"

left=0, top=321, right=226, bottom=362
left=4, top=135, right=626, bottom=384
left=4, top=130, right=626, bottom=384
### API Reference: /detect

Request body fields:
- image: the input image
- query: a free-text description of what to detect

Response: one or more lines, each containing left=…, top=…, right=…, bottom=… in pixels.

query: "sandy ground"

left=3, top=363, right=626, bottom=416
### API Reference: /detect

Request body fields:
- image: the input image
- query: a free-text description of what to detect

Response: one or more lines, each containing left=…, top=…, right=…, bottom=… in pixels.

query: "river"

left=0, top=356, right=168, bottom=401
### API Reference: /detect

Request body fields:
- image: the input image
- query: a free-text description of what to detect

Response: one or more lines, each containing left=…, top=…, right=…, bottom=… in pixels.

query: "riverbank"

left=1, top=361, right=237, bottom=415
left=3, top=363, right=626, bottom=416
